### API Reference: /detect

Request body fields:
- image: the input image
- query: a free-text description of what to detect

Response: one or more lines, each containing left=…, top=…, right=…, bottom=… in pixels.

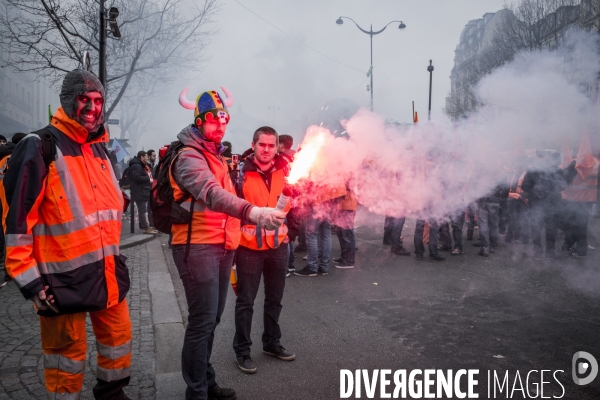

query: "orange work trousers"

left=40, top=299, right=132, bottom=399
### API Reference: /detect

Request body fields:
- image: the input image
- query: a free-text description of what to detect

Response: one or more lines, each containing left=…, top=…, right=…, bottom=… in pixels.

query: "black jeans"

left=335, top=210, right=356, bottom=264
left=414, top=219, right=439, bottom=257
left=233, top=245, right=288, bottom=357
left=498, top=198, right=508, bottom=235
left=529, top=198, right=561, bottom=254
left=562, top=201, right=592, bottom=256
left=466, top=203, right=476, bottom=239
left=449, top=210, right=466, bottom=250
left=389, top=216, right=406, bottom=252
left=135, top=200, right=149, bottom=230
left=172, top=244, right=234, bottom=400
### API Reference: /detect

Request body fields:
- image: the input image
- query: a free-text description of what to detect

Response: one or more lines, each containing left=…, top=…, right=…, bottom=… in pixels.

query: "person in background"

left=333, top=187, right=358, bottom=268
left=276, top=134, right=299, bottom=275
left=0, top=135, right=6, bottom=146
left=147, top=149, right=157, bottom=178
left=521, top=150, right=567, bottom=259
left=129, top=150, right=157, bottom=234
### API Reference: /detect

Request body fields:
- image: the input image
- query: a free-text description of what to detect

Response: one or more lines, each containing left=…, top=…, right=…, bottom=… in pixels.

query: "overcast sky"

left=144, top=0, right=509, bottom=152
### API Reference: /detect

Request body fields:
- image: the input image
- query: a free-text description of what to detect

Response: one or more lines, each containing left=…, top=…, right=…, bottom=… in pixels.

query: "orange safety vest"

left=4, top=108, right=127, bottom=313
left=170, top=148, right=241, bottom=249
left=563, top=163, right=599, bottom=202
left=239, top=168, right=289, bottom=250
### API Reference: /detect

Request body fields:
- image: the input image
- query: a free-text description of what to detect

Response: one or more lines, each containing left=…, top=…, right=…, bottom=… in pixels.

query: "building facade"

left=0, top=48, right=58, bottom=136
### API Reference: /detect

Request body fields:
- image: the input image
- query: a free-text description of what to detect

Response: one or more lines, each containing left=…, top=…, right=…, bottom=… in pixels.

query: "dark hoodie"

left=128, top=156, right=152, bottom=201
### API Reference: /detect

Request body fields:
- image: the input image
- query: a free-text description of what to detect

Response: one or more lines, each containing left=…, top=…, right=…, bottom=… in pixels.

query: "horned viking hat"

left=179, top=87, right=234, bottom=126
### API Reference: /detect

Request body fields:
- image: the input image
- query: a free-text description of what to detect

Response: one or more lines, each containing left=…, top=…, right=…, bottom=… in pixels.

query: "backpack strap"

left=32, top=128, right=57, bottom=170
left=173, top=146, right=211, bottom=264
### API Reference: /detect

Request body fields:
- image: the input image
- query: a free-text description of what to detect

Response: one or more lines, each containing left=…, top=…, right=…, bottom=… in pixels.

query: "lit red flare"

left=287, top=127, right=328, bottom=185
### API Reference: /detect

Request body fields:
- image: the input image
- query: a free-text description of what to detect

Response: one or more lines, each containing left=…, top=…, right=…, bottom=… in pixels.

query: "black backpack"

left=119, top=166, right=132, bottom=189
left=150, top=140, right=211, bottom=261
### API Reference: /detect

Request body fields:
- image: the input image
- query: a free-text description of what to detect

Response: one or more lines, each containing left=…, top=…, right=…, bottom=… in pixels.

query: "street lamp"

left=427, top=60, right=434, bottom=121
left=99, top=2, right=121, bottom=88
left=336, top=17, right=406, bottom=111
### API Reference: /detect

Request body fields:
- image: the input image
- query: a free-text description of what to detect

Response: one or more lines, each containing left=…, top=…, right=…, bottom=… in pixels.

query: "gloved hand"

left=249, top=207, right=286, bottom=230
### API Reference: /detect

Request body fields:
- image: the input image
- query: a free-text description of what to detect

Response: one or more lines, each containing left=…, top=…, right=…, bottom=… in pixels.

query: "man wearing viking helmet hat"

left=173, top=87, right=286, bottom=400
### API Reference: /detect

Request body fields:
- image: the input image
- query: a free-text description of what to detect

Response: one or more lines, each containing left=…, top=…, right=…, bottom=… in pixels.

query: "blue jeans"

left=233, top=245, right=288, bottom=356
left=306, top=204, right=333, bottom=273
left=477, top=201, right=500, bottom=248
left=335, top=210, right=356, bottom=264
left=172, top=244, right=234, bottom=400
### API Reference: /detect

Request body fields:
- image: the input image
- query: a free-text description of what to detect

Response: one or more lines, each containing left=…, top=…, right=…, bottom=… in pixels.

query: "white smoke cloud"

left=293, top=28, right=600, bottom=221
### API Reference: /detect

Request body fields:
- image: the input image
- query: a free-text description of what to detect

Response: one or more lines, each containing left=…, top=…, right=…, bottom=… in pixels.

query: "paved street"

left=1, top=208, right=600, bottom=399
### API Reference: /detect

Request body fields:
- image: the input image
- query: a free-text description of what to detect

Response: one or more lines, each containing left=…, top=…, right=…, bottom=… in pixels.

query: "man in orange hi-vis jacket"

left=3, top=70, right=132, bottom=400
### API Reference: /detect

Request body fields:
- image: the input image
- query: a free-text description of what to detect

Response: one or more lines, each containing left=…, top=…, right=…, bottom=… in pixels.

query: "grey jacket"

left=172, top=125, right=253, bottom=221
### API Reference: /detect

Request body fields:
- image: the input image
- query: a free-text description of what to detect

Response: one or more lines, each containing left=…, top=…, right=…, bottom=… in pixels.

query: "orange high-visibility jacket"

left=168, top=125, right=254, bottom=249
left=3, top=108, right=128, bottom=316
left=563, top=162, right=599, bottom=203
left=238, top=154, right=290, bottom=250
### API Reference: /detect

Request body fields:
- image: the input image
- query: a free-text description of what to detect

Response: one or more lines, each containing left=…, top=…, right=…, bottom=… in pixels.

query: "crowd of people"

left=0, top=70, right=597, bottom=400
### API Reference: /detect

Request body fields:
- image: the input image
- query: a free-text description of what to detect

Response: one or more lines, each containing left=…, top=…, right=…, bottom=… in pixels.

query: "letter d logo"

left=572, top=351, right=598, bottom=385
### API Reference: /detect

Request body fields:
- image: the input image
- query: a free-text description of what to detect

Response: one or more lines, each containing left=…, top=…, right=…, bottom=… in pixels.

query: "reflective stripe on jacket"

left=563, top=163, right=599, bottom=202
left=239, top=167, right=289, bottom=250
left=170, top=147, right=241, bottom=249
left=3, top=107, right=128, bottom=314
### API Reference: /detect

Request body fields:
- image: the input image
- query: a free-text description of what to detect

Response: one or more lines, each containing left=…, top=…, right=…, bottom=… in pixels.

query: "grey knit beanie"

left=60, top=69, right=105, bottom=131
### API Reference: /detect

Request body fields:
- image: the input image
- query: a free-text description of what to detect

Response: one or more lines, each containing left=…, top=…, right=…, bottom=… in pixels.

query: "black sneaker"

left=415, top=254, right=424, bottom=260
left=429, top=255, right=446, bottom=262
left=286, top=271, right=291, bottom=278
left=263, top=345, right=295, bottom=361
left=236, top=355, right=257, bottom=374
left=288, top=266, right=296, bottom=272
left=208, top=383, right=237, bottom=400
left=318, top=269, right=329, bottom=276
left=333, top=258, right=342, bottom=263
left=391, top=247, right=410, bottom=256
left=437, top=245, right=452, bottom=251
left=293, top=267, right=317, bottom=277
left=335, top=262, right=354, bottom=269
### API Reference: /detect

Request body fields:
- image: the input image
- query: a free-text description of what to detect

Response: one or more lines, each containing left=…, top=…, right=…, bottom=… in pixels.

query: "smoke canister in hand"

left=275, top=186, right=293, bottom=211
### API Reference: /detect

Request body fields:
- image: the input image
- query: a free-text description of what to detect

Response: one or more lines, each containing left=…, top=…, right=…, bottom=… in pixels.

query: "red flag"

left=413, top=111, right=419, bottom=124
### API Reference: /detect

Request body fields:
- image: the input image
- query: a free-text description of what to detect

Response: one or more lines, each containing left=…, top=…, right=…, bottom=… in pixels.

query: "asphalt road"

left=163, top=208, right=600, bottom=400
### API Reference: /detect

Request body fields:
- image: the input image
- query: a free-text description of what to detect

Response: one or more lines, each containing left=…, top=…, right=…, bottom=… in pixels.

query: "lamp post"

left=336, top=17, right=406, bottom=112
left=427, top=60, right=434, bottom=121
left=99, top=1, right=121, bottom=88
